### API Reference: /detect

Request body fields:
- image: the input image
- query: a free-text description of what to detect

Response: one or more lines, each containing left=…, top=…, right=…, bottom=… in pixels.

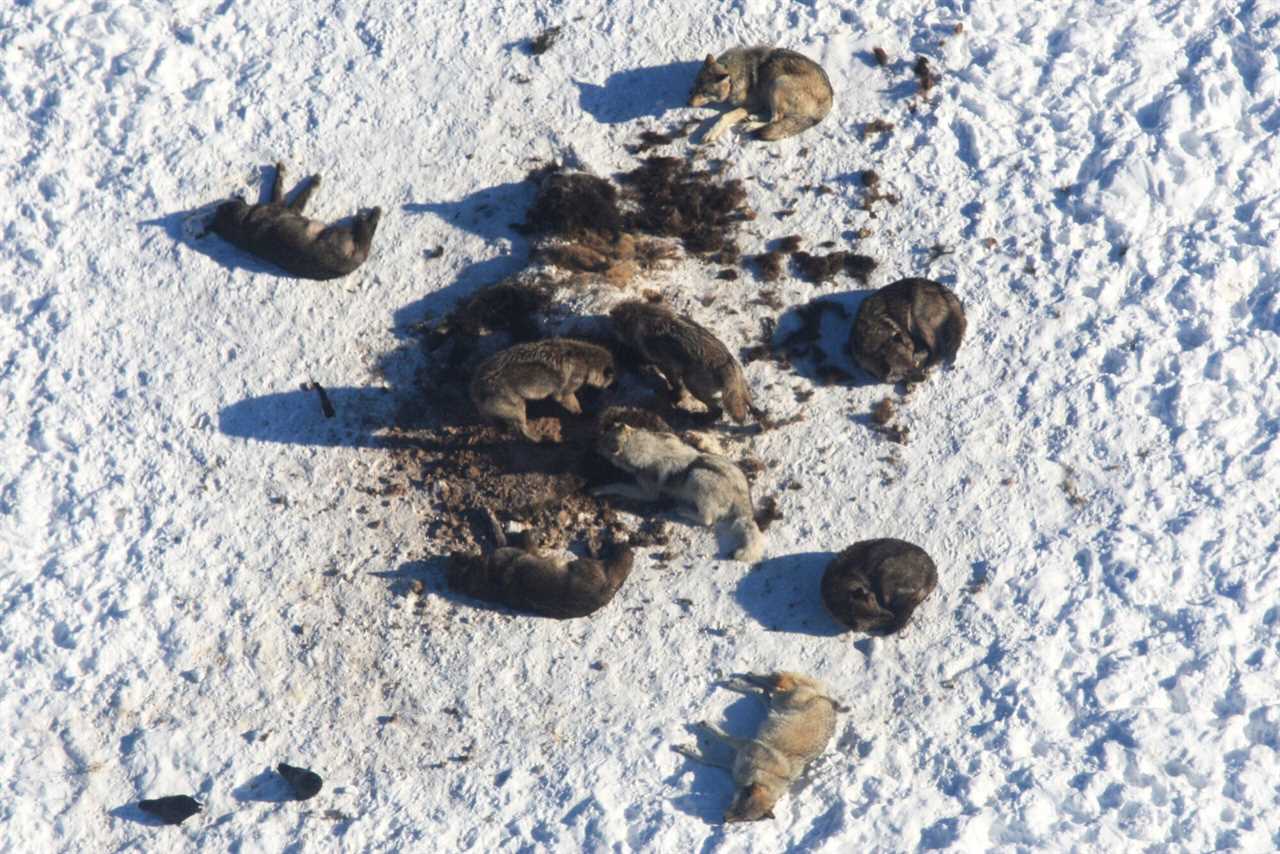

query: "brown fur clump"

left=777, top=235, right=803, bottom=254
left=862, top=119, right=895, bottom=139
left=523, top=167, right=625, bottom=240
left=538, top=231, right=677, bottom=285
left=757, top=251, right=785, bottom=282
left=821, top=539, right=938, bottom=634
left=435, top=279, right=553, bottom=341
left=793, top=251, right=847, bottom=283
left=872, top=47, right=889, bottom=67
left=914, top=56, right=938, bottom=95
left=617, top=156, right=750, bottom=255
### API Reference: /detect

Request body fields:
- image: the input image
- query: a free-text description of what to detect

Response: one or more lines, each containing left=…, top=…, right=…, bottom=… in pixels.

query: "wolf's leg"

left=672, top=744, right=734, bottom=771
left=677, top=501, right=718, bottom=527
left=271, top=162, right=286, bottom=203
left=695, top=721, right=750, bottom=751
left=288, top=174, right=321, bottom=213
left=349, top=207, right=382, bottom=258
left=592, top=481, right=661, bottom=501
left=753, top=115, right=821, bottom=141
left=555, top=391, right=582, bottom=415
left=704, top=107, right=750, bottom=143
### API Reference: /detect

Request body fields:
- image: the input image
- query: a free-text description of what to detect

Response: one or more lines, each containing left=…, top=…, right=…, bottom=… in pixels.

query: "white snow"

left=2, top=0, right=1279, bottom=850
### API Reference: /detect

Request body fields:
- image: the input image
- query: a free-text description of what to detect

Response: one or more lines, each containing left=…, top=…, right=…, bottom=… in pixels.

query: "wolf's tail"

left=729, top=514, right=764, bottom=563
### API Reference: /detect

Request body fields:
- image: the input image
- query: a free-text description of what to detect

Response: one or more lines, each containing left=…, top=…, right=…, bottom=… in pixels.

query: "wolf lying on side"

left=209, top=162, right=381, bottom=280
left=447, top=523, right=635, bottom=620
left=610, top=301, right=753, bottom=423
left=470, top=339, right=615, bottom=441
left=674, top=672, right=838, bottom=822
left=592, top=424, right=763, bottom=562
left=689, top=46, right=834, bottom=143
left=849, top=278, right=966, bottom=383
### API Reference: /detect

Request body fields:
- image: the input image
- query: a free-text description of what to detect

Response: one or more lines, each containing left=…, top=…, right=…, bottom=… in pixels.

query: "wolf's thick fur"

left=593, top=425, right=763, bottom=562
left=821, top=538, right=938, bottom=634
left=610, top=301, right=752, bottom=423
left=470, top=339, right=615, bottom=441
left=674, top=672, right=838, bottom=822
left=447, top=541, right=634, bottom=619
left=849, top=278, right=966, bottom=383
left=209, top=162, right=381, bottom=280
left=689, top=46, right=834, bottom=143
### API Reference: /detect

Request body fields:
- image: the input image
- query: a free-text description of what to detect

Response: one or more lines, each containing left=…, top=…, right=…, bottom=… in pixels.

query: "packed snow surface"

left=2, top=0, right=1279, bottom=850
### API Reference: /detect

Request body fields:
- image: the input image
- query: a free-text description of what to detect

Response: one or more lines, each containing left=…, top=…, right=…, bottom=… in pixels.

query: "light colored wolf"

left=610, top=301, right=753, bottom=423
left=470, top=338, right=615, bottom=441
left=209, top=162, right=381, bottom=280
left=674, top=672, right=838, bottom=822
left=689, top=46, right=834, bottom=143
left=592, top=424, right=763, bottom=562
left=849, top=278, right=966, bottom=383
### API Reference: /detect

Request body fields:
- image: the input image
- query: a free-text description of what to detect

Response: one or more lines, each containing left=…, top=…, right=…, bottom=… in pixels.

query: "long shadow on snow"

left=231, top=768, right=295, bottom=804
left=573, top=61, right=703, bottom=124
left=772, top=291, right=881, bottom=389
left=734, top=552, right=845, bottom=637
left=666, top=690, right=768, bottom=823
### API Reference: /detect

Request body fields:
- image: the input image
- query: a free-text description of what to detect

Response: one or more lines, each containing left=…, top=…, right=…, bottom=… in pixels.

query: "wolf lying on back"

left=593, top=424, right=763, bottom=562
left=448, top=521, right=635, bottom=619
left=674, top=672, right=838, bottom=822
left=209, top=162, right=381, bottom=280
left=690, top=46, right=834, bottom=143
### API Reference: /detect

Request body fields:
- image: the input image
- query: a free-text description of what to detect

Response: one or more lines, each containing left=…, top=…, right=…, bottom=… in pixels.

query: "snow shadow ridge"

left=574, top=61, right=703, bottom=124
left=734, top=551, right=846, bottom=637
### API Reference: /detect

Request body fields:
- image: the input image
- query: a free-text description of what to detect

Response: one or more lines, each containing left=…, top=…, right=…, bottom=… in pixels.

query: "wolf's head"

left=690, top=54, right=732, bottom=107
left=851, top=318, right=927, bottom=384
left=724, top=783, right=777, bottom=823
left=209, top=196, right=251, bottom=241
left=595, top=423, right=631, bottom=460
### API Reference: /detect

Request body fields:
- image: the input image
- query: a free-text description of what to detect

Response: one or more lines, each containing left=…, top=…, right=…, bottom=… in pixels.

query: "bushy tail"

left=730, top=514, right=764, bottom=563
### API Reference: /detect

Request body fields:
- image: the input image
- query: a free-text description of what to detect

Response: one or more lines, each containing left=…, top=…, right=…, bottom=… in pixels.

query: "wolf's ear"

left=704, top=54, right=716, bottom=65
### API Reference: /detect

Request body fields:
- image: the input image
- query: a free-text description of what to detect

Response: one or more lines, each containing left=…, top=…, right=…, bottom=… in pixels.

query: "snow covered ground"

left=3, top=0, right=1279, bottom=850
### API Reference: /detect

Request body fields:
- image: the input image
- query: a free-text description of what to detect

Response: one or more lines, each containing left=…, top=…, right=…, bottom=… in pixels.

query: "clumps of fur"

left=470, top=339, right=616, bottom=441
left=595, top=405, right=672, bottom=436
left=521, top=160, right=749, bottom=284
left=610, top=300, right=753, bottom=423
left=529, top=25, right=562, bottom=55
left=872, top=47, right=889, bottom=67
left=821, top=539, right=938, bottom=634
left=431, top=278, right=554, bottom=343
left=617, top=156, right=750, bottom=255
left=674, top=673, right=838, bottom=822
left=756, top=251, right=786, bottom=282
left=862, top=119, right=895, bottom=139
left=849, top=278, right=966, bottom=383
left=913, top=56, right=938, bottom=95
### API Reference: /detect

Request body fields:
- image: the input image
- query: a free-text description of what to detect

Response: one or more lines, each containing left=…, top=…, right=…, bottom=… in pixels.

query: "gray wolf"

left=674, top=672, right=838, bottom=822
left=593, top=424, right=763, bottom=562
left=469, top=339, right=615, bottom=441
left=689, top=46, right=834, bottom=142
left=447, top=527, right=634, bottom=620
left=610, top=301, right=752, bottom=423
left=209, top=162, right=380, bottom=279
left=849, top=278, right=966, bottom=383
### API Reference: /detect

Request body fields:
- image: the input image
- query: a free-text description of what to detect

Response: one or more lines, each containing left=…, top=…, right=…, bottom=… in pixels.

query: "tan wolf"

left=469, top=339, right=615, bottom=441
left=593, top=424, right=763, bottom=562
left=209, top=162, right=381, bottom=280
left=609, top=301, right=753, bottom=423
left=674, top=672, right=838, bottom=822
left=689, top=46, right=834, bottom=143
